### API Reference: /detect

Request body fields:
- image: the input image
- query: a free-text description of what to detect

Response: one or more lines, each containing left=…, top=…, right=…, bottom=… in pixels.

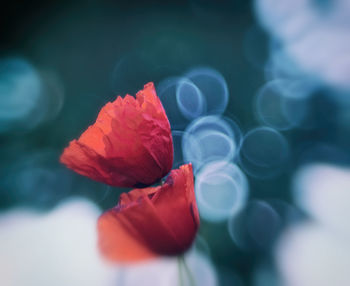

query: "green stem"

left=178, top=256, right=184, bottom=286
left=178, top=255, right=196, bottom=286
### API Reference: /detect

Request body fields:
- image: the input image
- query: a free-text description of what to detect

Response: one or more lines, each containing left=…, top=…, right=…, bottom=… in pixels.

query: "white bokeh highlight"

left=0, top=198, right=218, bottom=286
left=255, top=0, right=350, bottom=90
left=0, top=199, right=117, bottom=286
left=195, top=161, right=249, bottom=222
left=276, top=163, right=350, bottom=286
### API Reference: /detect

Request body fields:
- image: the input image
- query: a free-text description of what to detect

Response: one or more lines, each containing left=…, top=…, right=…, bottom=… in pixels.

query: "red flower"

left=60, top=82, right=173, bottom=187
left=97, top=163, right=199, bottom=262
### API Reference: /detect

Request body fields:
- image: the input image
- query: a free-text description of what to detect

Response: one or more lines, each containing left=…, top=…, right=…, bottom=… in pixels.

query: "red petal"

left=60, top=82, right=173, bottom=187
left=151, top=164, right=199, bottom=253
left=97, top=163, right=199, bottom=262
left=98, top=206, right=157, bottom=262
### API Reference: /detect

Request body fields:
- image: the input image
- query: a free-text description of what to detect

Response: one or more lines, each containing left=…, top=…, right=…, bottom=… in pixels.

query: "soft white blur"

left=0, top=198, right=217, bottom=286
left=293, top=163, right=350, bottom=235
left=118, top=251, right=218, bottom=286
left=255, top=0, right=350, bottom=90
left=276, top=163, right=350, bottom=286
left=0, top=199, right=118, bottom=286
left=277, top=223, right=350, bottom=286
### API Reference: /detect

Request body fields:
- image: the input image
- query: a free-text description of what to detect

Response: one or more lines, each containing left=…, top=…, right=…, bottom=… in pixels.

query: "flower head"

left=97, top=163, right=199, bottom=262
left=60, top=82, right=173, bottom=187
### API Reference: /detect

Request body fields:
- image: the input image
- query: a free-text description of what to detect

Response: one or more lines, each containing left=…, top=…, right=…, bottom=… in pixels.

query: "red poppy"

left=97, top=163, right=199, bottom=262
left=60, top=82, right=174, bottom=187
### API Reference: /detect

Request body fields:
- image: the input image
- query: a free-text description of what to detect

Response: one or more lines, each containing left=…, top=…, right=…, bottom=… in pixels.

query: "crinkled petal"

left=60, top=82, right=173, bottom=187
left=97, top=164, right=199, bottom=262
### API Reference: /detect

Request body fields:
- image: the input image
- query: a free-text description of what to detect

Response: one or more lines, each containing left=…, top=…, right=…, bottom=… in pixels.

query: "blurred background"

left=1, top=0, right=350, bottom=285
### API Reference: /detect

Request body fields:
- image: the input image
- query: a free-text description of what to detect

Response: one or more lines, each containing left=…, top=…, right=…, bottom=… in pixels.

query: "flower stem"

left=178, top=255, right=196, bottom=286
left=178, top=256, right=184, bottom=286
